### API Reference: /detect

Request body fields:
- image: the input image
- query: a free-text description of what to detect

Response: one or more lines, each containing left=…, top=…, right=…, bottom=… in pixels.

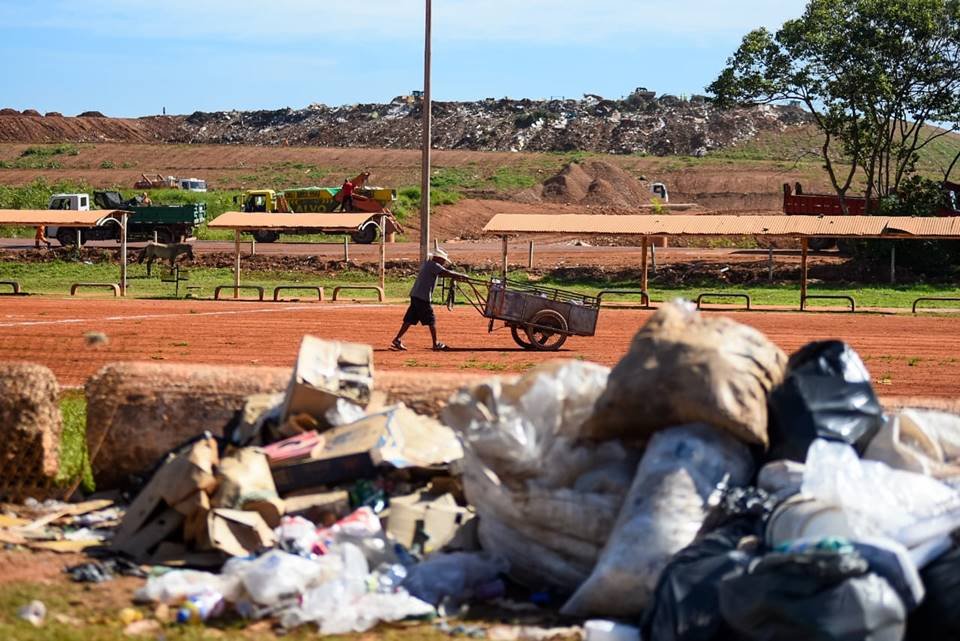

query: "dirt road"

left=1, top=298, right=957, bottom=396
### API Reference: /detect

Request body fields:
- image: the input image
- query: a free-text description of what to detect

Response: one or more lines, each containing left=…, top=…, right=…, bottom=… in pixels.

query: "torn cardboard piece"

left=270, top=405, right=463, bottom=494
left=281, top=336, right=374, bottom=424
left=205, top=509, right=275, bottom=557
left=113, top=436, right=218, bottom=545
left=388, top=491, right=476, bottom=553
left=211, top=448, right=278, bottom=510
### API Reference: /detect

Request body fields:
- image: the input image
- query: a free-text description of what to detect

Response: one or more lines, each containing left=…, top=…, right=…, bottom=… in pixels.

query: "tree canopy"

left=709, top=0, right=960, bottom=209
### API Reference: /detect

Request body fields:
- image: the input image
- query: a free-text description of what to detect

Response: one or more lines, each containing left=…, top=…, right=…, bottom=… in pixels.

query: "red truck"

left=783, top=182, right=960, bottom=249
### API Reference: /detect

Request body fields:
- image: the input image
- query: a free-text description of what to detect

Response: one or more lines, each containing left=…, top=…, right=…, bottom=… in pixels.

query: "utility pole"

left=419, top=0, right=432, bottom=262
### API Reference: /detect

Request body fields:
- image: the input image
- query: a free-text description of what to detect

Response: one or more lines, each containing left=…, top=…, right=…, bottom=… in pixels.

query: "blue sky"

left=0, top=1, right=808, bottom=117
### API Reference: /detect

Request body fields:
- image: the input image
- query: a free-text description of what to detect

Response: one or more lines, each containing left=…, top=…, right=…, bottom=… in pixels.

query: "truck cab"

left=46, top=194, right=91, bottom=246
left=178, top=177, right=207, bottom=192
left=650, top=183, right=669, bottom=202
left=241, top=190, right=279, bottom=213
left=48, top=193, right=90, bottom=211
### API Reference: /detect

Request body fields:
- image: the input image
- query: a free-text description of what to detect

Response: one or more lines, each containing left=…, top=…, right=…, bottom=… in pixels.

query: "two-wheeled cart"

left=437, top=276, right=601, bottom=351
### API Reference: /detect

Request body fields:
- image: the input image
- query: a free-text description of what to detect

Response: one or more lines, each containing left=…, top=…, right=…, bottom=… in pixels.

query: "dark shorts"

left=403, top=297, right=435, bottom=326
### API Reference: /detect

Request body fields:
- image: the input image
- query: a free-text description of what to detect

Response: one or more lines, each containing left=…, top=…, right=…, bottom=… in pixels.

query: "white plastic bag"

left=444, top=361, right=635, bottom=592
left=235, top=549, right=349, bottom=606
left=135, top=569, right=240, bottom=604
left=562, top=423, right=753, bottom=617
left=802, top=439, right=960, bottom=551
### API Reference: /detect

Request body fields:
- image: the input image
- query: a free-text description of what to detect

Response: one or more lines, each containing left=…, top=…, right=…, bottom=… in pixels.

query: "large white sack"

left=562, top=423, right=754, bottom=617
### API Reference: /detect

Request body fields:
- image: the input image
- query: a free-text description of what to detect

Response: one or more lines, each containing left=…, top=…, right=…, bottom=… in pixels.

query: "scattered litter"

left=17, top=600, right=46, bottom=627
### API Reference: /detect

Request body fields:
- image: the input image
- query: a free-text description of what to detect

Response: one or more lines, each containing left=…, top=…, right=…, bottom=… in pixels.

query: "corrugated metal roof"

left=208, top=211, right=374, bottom=231
left=482, top=214, right=960, bottom=238
left=0, top=209, right=124, bottom=226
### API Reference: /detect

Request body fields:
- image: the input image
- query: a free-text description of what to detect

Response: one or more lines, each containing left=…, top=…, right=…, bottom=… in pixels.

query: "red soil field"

left=1, top=298, right=958, bottom=398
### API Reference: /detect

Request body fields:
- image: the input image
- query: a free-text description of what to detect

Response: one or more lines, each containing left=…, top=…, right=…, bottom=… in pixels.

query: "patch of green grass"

left=0, top=581, right=451, bottom=641
left=55, top=391, right=93, bottom=492
left=459, top=358, right=508, bottom=372
left=20, top=144, right=80, bottom=158
left=99, top=160, right=114, bottom=169
left=0, top=260, right=420, bottom=300
left=488, top=167, right=539, bottom=190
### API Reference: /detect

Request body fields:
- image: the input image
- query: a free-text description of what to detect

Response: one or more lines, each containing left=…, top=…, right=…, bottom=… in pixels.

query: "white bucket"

left=765, top=494, right=855, bottom=548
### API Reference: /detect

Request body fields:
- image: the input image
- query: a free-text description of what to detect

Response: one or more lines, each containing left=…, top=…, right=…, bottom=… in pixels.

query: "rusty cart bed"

left=437, top=276, right=600, bottom=351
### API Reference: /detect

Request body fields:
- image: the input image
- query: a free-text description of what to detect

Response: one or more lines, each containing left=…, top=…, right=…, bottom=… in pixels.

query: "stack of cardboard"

left=113, top=336, right=466, bottom=564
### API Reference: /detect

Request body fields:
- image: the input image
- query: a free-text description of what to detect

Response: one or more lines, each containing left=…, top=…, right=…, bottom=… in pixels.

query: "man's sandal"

left=433, top=342, right=450, bottom=351
left=391, top=339, right=408, bottom=351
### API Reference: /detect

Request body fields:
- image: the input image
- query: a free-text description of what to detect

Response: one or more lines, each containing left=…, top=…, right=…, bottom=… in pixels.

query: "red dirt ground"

left=1, top=298, right=958, bottom=397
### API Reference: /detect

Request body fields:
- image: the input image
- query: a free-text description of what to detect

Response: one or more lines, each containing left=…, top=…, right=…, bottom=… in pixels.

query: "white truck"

left=46, top=192, right=206, bottom=246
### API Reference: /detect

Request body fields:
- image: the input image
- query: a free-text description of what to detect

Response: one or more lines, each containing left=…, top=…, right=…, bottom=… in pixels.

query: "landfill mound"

left=528, top=160, right=656, bottom=208
left=0, top=92, right=809, bottom=155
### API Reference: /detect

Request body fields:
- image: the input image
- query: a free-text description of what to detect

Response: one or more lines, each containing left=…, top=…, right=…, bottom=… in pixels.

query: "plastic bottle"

left=176, top=591, right=225, bottom=624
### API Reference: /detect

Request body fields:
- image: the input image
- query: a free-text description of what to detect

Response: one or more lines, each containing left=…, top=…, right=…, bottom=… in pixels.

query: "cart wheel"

left=511, top=325, right=533, bottom=349
left=525, top=310, right=568, bottom=351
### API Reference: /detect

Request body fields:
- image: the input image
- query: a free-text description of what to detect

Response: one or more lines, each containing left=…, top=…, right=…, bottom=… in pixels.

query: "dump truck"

left=783, top=181, right=960, bottom=249
left=47, top=191, right=206, bottom=247
left=238, top=174, right=402, bottom=243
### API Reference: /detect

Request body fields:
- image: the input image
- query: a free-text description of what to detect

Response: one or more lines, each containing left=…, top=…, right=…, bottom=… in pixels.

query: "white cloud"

left=1, top=0, right=807, bottom=44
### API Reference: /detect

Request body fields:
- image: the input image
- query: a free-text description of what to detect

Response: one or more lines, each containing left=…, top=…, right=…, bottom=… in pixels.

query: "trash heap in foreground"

left=10, top=301, right=960, bottom=640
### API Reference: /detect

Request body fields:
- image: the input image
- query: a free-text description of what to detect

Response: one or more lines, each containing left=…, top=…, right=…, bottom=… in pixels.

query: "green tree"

left=709, top=0, right=960, bottom=210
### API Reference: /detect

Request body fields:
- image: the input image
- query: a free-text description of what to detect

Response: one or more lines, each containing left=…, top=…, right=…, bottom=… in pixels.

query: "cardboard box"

left=281, top=337, right=374, bottom=423
left=387, top=491, right=476, bottom=552
left=270, top=405, right=463, bottom=495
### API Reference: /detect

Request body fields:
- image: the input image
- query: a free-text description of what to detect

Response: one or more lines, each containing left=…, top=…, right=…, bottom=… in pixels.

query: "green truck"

left=47, top=191, right=207, bottom=246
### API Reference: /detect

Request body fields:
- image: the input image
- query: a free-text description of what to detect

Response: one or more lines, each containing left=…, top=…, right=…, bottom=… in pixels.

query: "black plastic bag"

left=642, top=519, right=757, bottom=641
left=906, top=545, right=960, bottom=640
left=718, top=548, right=906, bottom=641
left=766, top=341, right=884, bottom=463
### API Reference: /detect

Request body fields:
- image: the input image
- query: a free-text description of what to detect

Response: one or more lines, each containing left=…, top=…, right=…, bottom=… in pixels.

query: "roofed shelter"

left=0, top=209, right=132, bottom=295
left=483, top=214, right=960, bottom=309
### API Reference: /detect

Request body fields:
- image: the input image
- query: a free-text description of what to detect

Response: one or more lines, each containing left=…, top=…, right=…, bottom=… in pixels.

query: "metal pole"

left=801, top=237, right=809, bottom=310
left=641, top=236, right=649, bottom=293
left=890, top=246, right=896, bottom=284
left=343, top=235, right=349, bottom=262
left=419, top=0, right=432, bottom=263
left=120, top=213, right=128, bottom=297
left=251, top=238, right=256, bottom=257
left=379, top=215, right=386, bottom=294
left=528, top=240, right=534, bottom=269
left=768, top=247, right=774, bottom=282
left=234, top=228, right=241, bottom=300
left=153, top=230, right=158, bottom=243
left=501, top=235, right=508, bottom=281
left=651, top=242, right=657, bottom=273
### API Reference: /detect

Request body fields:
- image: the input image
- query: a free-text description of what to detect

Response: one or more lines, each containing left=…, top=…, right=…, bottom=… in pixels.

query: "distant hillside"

left=0, top=94, right=810, bottom=157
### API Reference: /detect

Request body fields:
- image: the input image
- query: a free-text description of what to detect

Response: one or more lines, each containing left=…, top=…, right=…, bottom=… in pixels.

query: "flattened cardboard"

left=205, top=509, right=275, bottom=557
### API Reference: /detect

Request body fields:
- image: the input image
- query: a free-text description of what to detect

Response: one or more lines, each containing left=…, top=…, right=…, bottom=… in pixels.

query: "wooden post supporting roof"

left=234, top=229, right=241, bottom=299
left=501, top=235, right=508, bottom=280
left=641, top=236, right=649, bottom=293
left=801, top=237, right=809, bottom=309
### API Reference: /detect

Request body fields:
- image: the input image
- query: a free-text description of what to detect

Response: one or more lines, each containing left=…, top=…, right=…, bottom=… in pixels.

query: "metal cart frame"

left=437, top=276, right=601, bottom=351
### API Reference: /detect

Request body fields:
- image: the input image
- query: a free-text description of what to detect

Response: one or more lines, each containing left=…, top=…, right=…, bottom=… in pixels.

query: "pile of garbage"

left=176, top=93, right=808, bottom=156
left=10, top=301, right=960, bottom=640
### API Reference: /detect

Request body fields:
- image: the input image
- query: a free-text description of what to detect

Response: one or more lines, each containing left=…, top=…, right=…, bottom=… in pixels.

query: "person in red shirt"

left=338, top=178, right=355, bottom=211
